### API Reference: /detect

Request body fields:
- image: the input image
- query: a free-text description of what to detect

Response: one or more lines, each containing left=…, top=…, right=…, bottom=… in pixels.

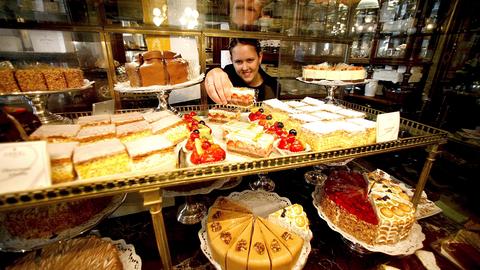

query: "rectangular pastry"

left=262, top=98, right=299, bottom=123
left=63, top=68, right=84, bottom=88
left=76, top=114, right=111, bottom=127
left=42, top=68, right=67, bottom=90
left=335, top=108, right=366, bottom=119
left=142, top=110, right=174, bottom=123
left=30, top=124, right=81, bottom=142
left=150, top=115, right=189, bottom=144
left=284, top=100, right=308, bottom=108
left=73, top=138, right=130, bottom=179
left=229, top=87, right=255, bottom=107
left=310, top=111, right=345, bottom=121
left=313, top=103, right=343, bottom=113
left=225, top=130, right=275, bottom=158
left=222, top=121, right=264, bottom=137
left=110, top=112, right=143, bottom=126
left=284, top=113, right=319, bottom=133
left=208, top=107, right=241, bottom=123
left=295, top=105, right=325, bottom=114
left=15, top=69, right=48, bottom=92
left=47, top=142, right=78, bottom=184
left=301, top=97, right=325, bottom=106
left=346, top=118, right=376, bottom=145
left=0, top=69, right=20, bottom=93
left=116, top=120, right=152, bottom=143
left=75, top=124, right=116, bottom=144
left=124, top=135, right=177, bottom=172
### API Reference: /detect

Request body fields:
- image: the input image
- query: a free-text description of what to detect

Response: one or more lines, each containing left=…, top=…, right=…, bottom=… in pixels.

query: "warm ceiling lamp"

left=356, top=0, right=379, bottom=9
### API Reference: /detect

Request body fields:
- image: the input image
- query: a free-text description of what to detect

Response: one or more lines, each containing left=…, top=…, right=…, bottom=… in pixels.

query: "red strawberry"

left=278, top=138, right=289, bottom=150
left=290, top=140, right=305, bottom=152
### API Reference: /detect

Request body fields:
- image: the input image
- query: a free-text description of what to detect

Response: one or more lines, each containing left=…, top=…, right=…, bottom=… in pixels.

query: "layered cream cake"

left=150, top=115, right=189, bottom=144
left=116, top=120, right=152, bottom=143
left=47, top=142, right=79, bottom=184
left=7, top=237, right=122, bottom=270
left=206, top=197, right=308, bottom=270
left=320, top=170, right=415, bottom=245
left=284, top=113, right=319, bottom=132
left=313, top=103, right=343, bottom=113
left=310, top=111, right=345, bottom=121
left=142, top=110, right=174, bottom=123
left=229, top=87, right=256, bottom=107
left=301, top=97, right=325, bottom=106
left=207, top=107, right=241, bottom=123
left=267, top=204, right=310, bottom=239
left=110, top=112, right=143, bottom=126
left=262, top=99, right=299, bottom=123
left=73, top=138, right=130, bottom=179
left=76, top=114, right=111, bottom=127
left=225, top=129, right=275, bottom=158
left=335, top=108, right=366, bottom=119
left=303, top=63, right=366, bottom=82
left=284, top=100, right=308, bottom=108
left=299, top=121, right=366, bottom=151
left=76, top=124, right=116, bottom=144
left=295, top=105, right=325, bottom=114
left=346, top=118, right=377, bottom=145
left=124, top=135, right=177, bottom=172
left=29, top=124, right=81, bottom=142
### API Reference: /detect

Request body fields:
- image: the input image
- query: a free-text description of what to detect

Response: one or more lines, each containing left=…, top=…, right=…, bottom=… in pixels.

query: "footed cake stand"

left=296, top=77, right=368, bottom=104
left=0, top=80, right=95, bottom=124
left=114, top=74, right=204, bottom=113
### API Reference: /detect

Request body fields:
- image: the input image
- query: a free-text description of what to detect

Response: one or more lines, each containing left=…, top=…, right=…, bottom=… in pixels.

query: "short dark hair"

left=229, top=38, right=261, bottom=56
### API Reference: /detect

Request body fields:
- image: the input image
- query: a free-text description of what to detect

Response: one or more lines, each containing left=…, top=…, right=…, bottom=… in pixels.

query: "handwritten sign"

left=376, top=111, right=400, bottom=143
left=0, top=141, right=51, bottom=194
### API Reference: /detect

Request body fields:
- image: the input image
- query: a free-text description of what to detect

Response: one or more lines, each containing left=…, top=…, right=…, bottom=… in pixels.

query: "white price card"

left=376, top=111, right=400, bottom=143
left=0, top=141, right=51, bottom=194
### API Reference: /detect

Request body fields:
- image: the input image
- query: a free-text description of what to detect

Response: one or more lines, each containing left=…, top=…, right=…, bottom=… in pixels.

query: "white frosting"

left=116, top=120, right=151, bottom=136
left=76, top=124, right=115, bottom=139
left=289, top=113, right=319, bottom=123
left=296, top=106, right=324, bottom=113
left=30, top=124, right=81, bottom=138
left=301, top=97, right=325, bottom=106
left=124, top=135, right=174, bottom=157
left=314, top=104, right=343, bottom=112
left=142, top=110, right=174, bottom=123
left=285, top=101, right=308, bottom=108
left=110, top=112, right=143, bottom=124
left=263, top=98, right=298, bottom=113
left=73, top=138, right=125, bottom=164
left=303, top=121, right=365, bottom=134
left=335, top=108, right=366, bottom=118
left=346, top=118, right=376, bottom=128
left=150, top=115, right=183, bottom=134
left=310, top=111, right=344, bottom=121
left=76, top=114, right=111, bottom=126
left=47, top=142, right=79, bottom=160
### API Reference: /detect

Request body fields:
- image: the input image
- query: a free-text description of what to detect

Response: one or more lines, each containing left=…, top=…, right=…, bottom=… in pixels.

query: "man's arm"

left=204, top=68, right=233, bottom=105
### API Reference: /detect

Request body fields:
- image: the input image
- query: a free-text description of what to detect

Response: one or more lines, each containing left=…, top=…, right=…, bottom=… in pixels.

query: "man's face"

left=231, top=43, right=263, bottom=85
left=231, top=0, right=262, bottom=26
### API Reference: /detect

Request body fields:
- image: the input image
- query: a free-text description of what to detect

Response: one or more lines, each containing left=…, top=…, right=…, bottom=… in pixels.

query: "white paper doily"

left=114, top=74, right=204, bottom=93
left=311, top=186, right=424, bottom=256
left=0, top=195, right=126, bottom=252
left=198, top=190, right=312, bottom=270
left=102, top=237, right=142, bottom=270
left=296, top=77, right=369, bottom=86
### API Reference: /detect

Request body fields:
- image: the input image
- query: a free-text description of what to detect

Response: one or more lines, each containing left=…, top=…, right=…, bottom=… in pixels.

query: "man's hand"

left=204, top=68, right=233, bottom=105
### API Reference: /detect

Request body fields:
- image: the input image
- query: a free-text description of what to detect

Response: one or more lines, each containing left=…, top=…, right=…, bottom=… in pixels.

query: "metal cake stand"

left=114, top=74, right=204, bottom=113
left=296, top=77, right=369, bottom=104
left=0, top=80, right=95, bottom=124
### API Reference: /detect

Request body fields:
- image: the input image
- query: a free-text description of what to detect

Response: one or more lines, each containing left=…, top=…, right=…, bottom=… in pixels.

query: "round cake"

left=302, top=63, right=366, bottom=82
left=319, top=170, right=415, bottom=245
left=206, top=197, right=309, bottom=270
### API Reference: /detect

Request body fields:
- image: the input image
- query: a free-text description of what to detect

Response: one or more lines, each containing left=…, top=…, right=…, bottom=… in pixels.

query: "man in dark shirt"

left=205, top=38, right=280, bottom=104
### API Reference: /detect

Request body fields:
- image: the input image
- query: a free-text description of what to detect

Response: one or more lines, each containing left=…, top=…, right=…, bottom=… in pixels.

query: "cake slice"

left=47, top=142, right=79, bottom=184
left=226, top=218, right=254, bottom=270
left=124, top=135, right=177, bottom=172
left=267, top=204, right=310, bottom=238
left=150, top=115, right=189, bottom=144
left=313, top=103, right=343, bottom=113
left=142, top=110, right=174, bottom=123
left=299, top=121, right=345, bottom=151
left=211, top=197, right=251, bottom=213
left=208, top=107, right=241, bottom=123
left=335, top=108, right=366, bottom=119
left=225, top=130, right=275, bottom=158
left=259, top=217, right=304, bottom=264
left=310, top=111, right=344, bottom=121
left=222, top=121, right=264, bottom=137
left=346, top=118, right=376, bottom=145
left=76, top=114, right=111, bottom=127
left=262, top=99, right=299, bottom=123
left=76, top=124, right=116, bottom=144
left=301, top=97, right=325, bottom=106
left=116, top=120, right=152, bottom=143
left=73, top=138, right=130, bottom=179
left=206, top=211, right=252, bottom=243
left=110, top=112, right=143, bottom=126
left=284, top=113, right=319, bottom=133
left=230, top=87, right=256, bottom=107
left=210, top=218, right=252, bottom=270
left=296, top=105, right=325, bottom=114
left=248, top=220, right=271, bottom=270
left=284, top=100, right=308, bottom=108
left=29, top=124, right=81, bottom=142
left=258, top=218, right=292, bottom=270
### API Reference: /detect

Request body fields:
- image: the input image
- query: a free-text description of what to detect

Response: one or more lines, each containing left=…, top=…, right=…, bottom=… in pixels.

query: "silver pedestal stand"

left=0, top=81, right=95, bottom=124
